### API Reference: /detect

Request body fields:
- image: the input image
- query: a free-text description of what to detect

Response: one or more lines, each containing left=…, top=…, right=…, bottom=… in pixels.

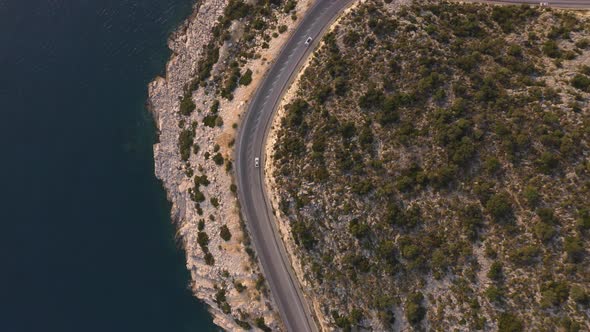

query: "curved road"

left=235, top=1, right=590, bottom=332
left=236, top=1, right=354, bottom=331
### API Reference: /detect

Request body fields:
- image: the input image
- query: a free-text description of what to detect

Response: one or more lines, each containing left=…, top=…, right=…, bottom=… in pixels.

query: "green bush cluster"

left=234, top=319, right=251, bottom=330
left=194, top=174, right=210, bottom=187
left=221, top=64, right=241, bottom=100
left=239, top=68, right=253, bottom=86
left=405, top=292, right=426, bottom=325
left=571, top=74, right=590, bottom=91
left=486, top=192, right=513, bottom=222
left=212, top=153, right=224, bottom=166
left=291, top=221, right=315, bottom=250
left=196, top=231, right=214, bottom=265
left=497, top=312, right=523, bottom=332
left=179, top=93, right=196, bottom=116
left=254, top=317, right=271, bottom=332
left=178, top=128, right=195, bottom=161
left=540, top=280, right=570, bottom=308
left=214, top=286, right=231, bottom=314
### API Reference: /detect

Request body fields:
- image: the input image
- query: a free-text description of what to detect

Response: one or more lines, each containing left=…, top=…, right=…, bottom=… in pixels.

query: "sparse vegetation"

left=272, top=1, right=590, bottom=330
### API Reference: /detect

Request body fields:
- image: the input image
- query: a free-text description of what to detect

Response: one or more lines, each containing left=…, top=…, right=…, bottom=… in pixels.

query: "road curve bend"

left=235, top=0, right=589, bottom=331
left=235, top=0, right=354, bottom=331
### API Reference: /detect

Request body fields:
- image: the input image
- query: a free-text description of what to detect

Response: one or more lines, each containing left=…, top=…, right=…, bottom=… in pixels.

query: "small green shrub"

left=212, top=153, right=224, bottom=165
left=291, top=221, right=316, bottom=249
left=255, top=273, right=265, bottom=290
left=210, top=99, right=220, bottom=114
left=486, top=192, right=513, bottom=222
left=194, top=174, right=210, bottom=187
left=220, top=225, right=231, bottom=241
left=497, top=313, right=523, bottom=332
left=254, top=317, right=271, bottom=332
left=487, top=261, right=503, bottom=281
left=485, top=285, right=504, bottom=303
left=203, top=114, right=218, bottom=127
left=571, top=74, right=590, bottom=91
left=570, top=285, right=588, bottom=305
left=510, top=245, right=540, bottom=266
left=575, top=38, right=589, bottom=49
left=540, top=280, right=570, bottom=308
left=197, top=231, right=210, bottom=250
left=523, top=185, right=540, bottom=206
left=215, top=116, right=224, bottom=127
left=283, top=0, right=296, bottom=13
left=210, top=197, right=219, bottom=208
left=534, top=222, right=556, bottom=242
left=204, top=252, right=215, bottom=265
left=405, top=292, right=425, bottom=325
left=349, top=219, right=369, bottom=239
left=239, top=69, right=253, bottom=86
left=234, top=280, right=246, bottom=293
left=224, top=0, right=252, bottom=20
left=179, top=93, right=196, bottom=116
left=234, top=319, right=251, bottom=330
left=542, top=40, right=561, bottom=58
left=564, top=236, right=584, bottom=263
left=577, top=209, right=590, bottom=230
left=178, top=129, right=195, bottom=161
left=536, top=152, right=559, bottom=173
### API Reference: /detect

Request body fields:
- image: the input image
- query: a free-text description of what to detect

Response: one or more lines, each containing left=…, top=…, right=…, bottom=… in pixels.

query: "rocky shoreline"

left=148, top=0, right=314, bottom=330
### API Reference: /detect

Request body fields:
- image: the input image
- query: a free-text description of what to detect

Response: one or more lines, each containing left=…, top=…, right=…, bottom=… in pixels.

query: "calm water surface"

left=0, top=1, right=217, bottom=331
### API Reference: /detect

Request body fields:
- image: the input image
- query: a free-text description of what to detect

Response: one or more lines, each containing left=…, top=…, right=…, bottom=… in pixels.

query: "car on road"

left=305, top=37, right=313, bottom=45
left=255, top=157, right=260, bottom=168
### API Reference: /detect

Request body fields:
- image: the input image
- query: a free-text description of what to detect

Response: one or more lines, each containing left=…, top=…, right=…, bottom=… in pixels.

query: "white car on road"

left=305, top=37, right=313, bottom=45
left=255, top=157, right=260, bottom=168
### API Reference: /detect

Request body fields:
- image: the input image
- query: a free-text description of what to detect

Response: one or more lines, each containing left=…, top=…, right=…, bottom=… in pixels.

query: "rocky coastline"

left=148, top=0, right=314, bottom=330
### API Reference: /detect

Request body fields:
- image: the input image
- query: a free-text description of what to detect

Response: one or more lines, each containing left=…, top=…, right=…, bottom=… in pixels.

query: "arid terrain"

left=270, top=1, right=590, bottom=330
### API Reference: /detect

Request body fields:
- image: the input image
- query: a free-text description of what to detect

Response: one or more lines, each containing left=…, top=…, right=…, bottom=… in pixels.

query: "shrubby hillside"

left=271, top=1, right=590, bottom=330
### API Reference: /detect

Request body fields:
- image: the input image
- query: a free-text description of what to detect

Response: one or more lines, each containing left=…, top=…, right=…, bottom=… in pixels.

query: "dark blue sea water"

left=0, top=1, right=217, bottom=331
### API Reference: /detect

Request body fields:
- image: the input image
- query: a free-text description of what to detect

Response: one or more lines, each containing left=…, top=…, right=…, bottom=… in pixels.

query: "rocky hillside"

left=270, top=1, right=590, bottom=331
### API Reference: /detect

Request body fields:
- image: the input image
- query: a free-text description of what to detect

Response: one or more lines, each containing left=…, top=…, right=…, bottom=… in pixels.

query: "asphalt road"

left=235, top=1, right=354, bottom=331
left=235, top=1, right=589, bottom=332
